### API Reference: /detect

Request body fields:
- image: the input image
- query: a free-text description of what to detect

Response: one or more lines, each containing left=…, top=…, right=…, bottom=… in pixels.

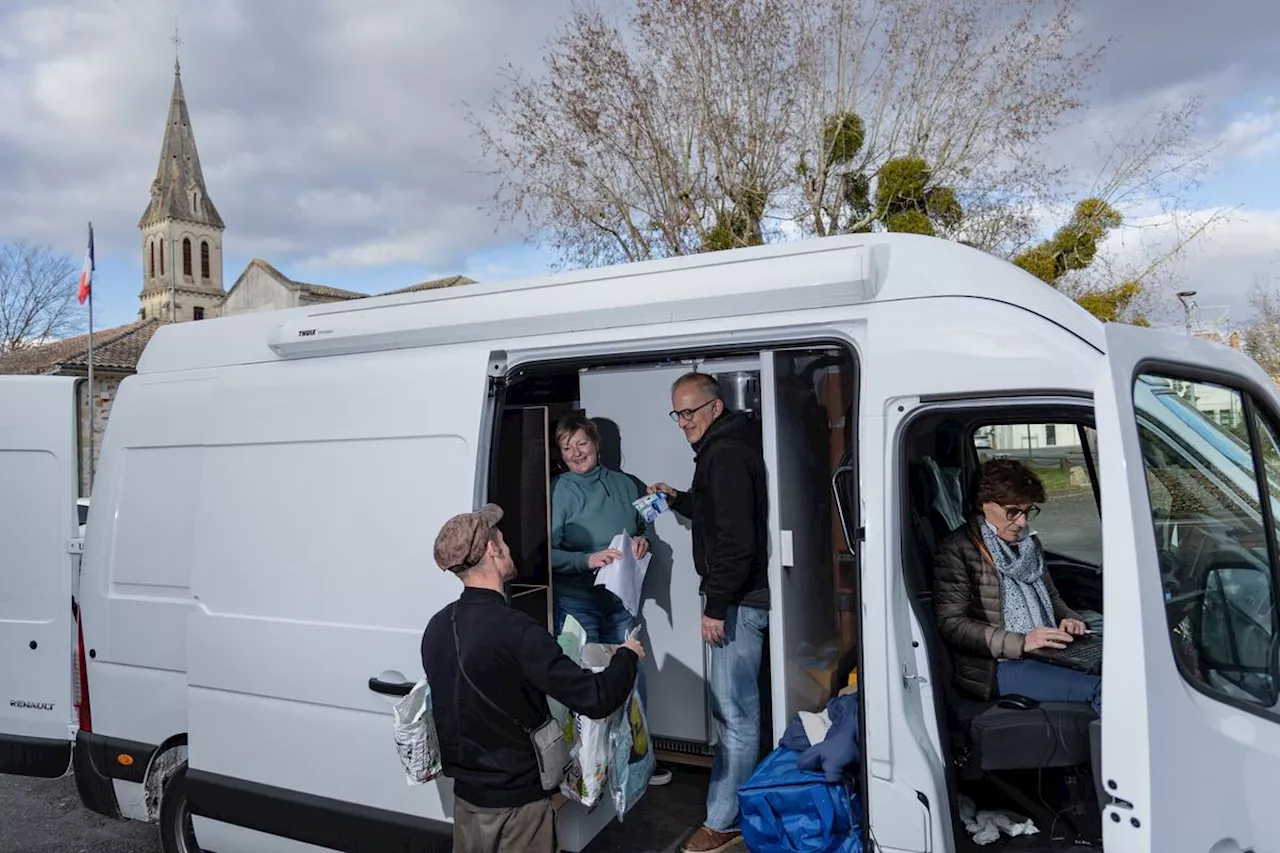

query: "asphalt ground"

left=0, top=766, right=711, bottom=853
left=0, top=774, right=157, bottom=853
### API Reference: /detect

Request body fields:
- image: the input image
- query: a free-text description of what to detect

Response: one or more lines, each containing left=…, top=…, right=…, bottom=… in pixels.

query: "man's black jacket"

left=669, top=410, right=770, bottom=620
left=421, top=587, right=638, bottom=808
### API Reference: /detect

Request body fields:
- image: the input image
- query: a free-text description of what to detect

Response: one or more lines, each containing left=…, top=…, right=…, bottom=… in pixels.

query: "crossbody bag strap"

left=451, top=608, right=533, bottom=734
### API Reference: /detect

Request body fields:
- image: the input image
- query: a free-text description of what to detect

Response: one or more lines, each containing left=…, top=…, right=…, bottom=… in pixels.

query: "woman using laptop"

left=932, top=458, right=1101, bottom=714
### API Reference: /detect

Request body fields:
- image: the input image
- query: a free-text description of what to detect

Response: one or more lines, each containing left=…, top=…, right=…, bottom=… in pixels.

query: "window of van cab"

left=1134, top=373, right=1280, bottom=718
left=972, top=422, right=1102, bottom=567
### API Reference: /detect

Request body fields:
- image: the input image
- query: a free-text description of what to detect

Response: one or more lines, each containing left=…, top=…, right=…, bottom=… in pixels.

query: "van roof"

left=137, top=233, right=1104, bottom=375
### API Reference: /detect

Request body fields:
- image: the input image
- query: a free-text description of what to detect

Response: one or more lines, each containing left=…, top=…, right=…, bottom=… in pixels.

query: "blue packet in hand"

left=633, top=492, right=669, bottom=524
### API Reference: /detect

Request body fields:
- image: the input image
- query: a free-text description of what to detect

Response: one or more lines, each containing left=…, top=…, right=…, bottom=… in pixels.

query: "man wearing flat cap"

left=422, top=503, right=645, bottom=852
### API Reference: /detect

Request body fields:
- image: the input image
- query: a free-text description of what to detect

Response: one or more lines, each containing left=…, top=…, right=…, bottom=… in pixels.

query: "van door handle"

left=367, top=677, right=414, bottom=697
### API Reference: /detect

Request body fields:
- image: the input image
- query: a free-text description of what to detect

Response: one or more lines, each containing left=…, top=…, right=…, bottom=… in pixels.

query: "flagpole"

left=86, top=221, right=95, bottom=493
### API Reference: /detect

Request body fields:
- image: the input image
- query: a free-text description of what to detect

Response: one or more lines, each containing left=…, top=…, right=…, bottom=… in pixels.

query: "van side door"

left=0, top=376, right=81, bottom=777
left=1094, top=323, right=1280, bottom=851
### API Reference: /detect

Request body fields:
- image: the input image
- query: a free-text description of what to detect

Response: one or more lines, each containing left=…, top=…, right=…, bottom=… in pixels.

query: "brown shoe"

left=681, top=826, right=743, bottom=853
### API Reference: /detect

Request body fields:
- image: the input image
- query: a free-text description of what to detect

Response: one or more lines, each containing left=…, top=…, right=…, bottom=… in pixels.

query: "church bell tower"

left=138, top=55, right=225, bottom=323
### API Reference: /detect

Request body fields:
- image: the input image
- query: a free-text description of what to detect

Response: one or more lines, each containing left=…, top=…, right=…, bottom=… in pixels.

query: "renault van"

left=0, top=376, right=85, bottom=781
left=4, top=232, right=1279, bottom=853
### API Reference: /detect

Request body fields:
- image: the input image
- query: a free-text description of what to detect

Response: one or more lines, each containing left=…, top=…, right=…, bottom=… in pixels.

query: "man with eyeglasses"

left=932, top=458, right=1100, bottom=714
left=649, top=372, right=769, bottom=853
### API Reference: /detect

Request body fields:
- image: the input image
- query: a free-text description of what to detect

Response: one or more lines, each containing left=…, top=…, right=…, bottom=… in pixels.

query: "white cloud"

left=1217, top=100, right=1280, bottom=160
left=1094, top=207, right=1280, bottom=327
left=0, top=0, right=576, bottom=272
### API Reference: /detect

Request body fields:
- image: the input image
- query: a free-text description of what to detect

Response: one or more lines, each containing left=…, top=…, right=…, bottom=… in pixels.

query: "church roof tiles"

left=0, top=319, right=164, bottom=376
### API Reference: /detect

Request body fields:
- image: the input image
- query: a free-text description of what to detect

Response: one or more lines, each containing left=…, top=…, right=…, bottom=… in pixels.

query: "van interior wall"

left=493, top=346, right=858, bottom=757
left=579, top=362, right=714, bottom=748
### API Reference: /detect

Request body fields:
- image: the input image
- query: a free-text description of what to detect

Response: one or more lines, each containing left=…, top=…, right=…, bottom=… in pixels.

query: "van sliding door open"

left=760, top=349, right=857, bottom=738
left=1094, top=322, right=1280, bottom=851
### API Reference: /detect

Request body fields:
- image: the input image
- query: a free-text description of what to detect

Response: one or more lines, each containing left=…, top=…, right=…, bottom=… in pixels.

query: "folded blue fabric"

left=796, top=692, right=861, bottom=783
left=780, top=712, right=812, bottom=752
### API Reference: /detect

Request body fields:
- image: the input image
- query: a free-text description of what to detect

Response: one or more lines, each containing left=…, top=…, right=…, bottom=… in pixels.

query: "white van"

left=0, top=376, right=86, bottom=782
left=5, top=232, right=1280, bottom=853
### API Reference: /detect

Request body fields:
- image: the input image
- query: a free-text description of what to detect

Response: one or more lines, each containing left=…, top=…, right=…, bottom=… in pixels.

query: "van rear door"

left=0, top=376, right=81, bottom=777
left=1094, top=322, right=1280, bottom=851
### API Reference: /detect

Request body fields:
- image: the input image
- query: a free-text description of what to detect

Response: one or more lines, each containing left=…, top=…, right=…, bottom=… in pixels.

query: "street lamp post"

left=1176, top=290, right=1198, bottom=337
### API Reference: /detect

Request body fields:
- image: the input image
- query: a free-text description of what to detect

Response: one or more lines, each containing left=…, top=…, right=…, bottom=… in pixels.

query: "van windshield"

left=1142, top=375, right=1280, bottom=513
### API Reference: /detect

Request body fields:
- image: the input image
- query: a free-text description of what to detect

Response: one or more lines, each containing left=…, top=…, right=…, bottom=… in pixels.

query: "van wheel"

left=158, top=763, right=201, bottom=853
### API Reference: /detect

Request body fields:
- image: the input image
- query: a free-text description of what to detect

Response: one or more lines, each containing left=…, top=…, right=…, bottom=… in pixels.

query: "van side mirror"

left=1198, top=565, right=1278, bottom=707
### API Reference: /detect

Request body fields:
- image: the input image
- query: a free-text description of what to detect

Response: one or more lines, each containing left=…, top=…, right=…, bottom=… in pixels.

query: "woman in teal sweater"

left=551, top=414, right=651, bottom=642
left=552, top=414, right=672, bottom=786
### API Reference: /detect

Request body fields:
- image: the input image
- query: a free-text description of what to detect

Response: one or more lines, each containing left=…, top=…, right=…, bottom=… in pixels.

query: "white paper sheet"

left=593, top=530, right=650, bottom=617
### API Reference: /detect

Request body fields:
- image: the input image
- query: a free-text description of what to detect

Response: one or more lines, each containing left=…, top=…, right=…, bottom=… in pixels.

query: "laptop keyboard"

left=1032, top=632, right=1102, bottom=673
left=1053, top=638, right=1101, bottom=669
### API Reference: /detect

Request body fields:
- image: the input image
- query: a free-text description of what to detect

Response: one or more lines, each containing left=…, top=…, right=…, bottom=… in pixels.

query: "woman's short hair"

left=555, top=414, right=600, bottom=447
left=975, top=458, right=1046, bottom=507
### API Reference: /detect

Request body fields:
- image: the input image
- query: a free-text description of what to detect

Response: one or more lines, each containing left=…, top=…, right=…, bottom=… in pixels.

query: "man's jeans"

left=706, top=604, right=769, bottom=832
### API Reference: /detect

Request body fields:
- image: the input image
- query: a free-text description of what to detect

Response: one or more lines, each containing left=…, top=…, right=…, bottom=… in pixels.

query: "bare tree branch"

left=798, top=0, right=1103, bottom=250
left=0, top=241, right=84, bottom=354
left=467, top=0, right=1216, bottom=309
left=1244, top=277, right=1280, bottom=379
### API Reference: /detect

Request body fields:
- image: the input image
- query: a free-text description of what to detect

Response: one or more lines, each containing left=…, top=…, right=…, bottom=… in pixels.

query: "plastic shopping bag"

left=559, top=640, right=615, bottom=807
left=607, top=685, right=655, bottom=820
left=550, top=615, right=588, bottom=728
left=391, top=677, right=443, bottom=785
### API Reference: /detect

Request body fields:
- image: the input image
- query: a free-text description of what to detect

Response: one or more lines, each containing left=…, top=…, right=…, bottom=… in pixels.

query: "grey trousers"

left=453, top=796, right=557, bottom=853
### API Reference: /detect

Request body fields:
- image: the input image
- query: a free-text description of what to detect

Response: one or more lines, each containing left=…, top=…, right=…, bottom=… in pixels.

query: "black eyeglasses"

left=1004, top=504, right=1041, bottom=522
left=669, top=399, right=717, bottom=423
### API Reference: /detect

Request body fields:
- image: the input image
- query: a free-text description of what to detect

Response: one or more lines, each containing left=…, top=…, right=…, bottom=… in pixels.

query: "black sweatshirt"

left=669, top=410, right=771, bottom=620
left=421, top=587, right=638, bottom=808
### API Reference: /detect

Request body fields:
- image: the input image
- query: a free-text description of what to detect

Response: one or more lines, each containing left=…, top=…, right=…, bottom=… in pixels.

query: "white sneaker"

left=649, top=766, right=673, bottom=786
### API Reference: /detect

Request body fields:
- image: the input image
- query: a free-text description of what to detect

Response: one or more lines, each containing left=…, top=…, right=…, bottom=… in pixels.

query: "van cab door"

left=1093, top=323, right=1280, bottom=852
left=0, top=376, right=81, bottom=778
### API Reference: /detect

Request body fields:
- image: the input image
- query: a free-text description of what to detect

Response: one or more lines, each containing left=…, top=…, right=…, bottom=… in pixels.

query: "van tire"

left=158, top=762, right=201, bottom=853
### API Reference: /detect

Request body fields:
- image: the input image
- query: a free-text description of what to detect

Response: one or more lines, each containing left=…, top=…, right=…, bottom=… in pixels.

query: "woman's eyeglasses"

left=1004, top=504, right=1041, bottom=522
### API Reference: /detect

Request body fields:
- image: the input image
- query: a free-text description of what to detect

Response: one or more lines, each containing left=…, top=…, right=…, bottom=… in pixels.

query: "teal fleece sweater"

left=550, top=466, right=648, bottom=599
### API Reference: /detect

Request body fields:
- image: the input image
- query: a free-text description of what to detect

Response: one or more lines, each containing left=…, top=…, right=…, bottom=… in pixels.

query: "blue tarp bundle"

left=738, top=692, right=864, bottom=853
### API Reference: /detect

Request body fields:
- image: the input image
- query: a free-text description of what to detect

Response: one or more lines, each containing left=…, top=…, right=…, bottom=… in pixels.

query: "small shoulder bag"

left=451, top=609, right=568, bottom=791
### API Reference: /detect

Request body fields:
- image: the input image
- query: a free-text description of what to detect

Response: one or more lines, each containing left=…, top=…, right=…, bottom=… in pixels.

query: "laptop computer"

left=1025, top=630, right=1102, bottom=675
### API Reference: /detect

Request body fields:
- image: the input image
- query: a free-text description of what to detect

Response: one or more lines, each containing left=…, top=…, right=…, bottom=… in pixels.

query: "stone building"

left=0, top=57, right=472, bottom=495
left=221, top=260, right=471, bottom=316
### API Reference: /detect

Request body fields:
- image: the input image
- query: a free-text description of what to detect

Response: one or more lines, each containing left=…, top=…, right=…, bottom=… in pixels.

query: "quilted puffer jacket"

left=931, top=516, right=1080, bottom=700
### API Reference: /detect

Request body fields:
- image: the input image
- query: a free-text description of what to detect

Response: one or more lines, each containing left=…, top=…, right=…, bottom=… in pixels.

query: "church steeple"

left=138, top=56, right=226, bottom=324
left=138, top=61, right=223, bottom=231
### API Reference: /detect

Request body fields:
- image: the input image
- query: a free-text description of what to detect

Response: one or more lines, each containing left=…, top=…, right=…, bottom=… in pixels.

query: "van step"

left=653, top=736, right=714, bottom=768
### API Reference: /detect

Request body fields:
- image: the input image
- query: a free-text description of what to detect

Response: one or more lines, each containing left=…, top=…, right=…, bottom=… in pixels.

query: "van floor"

left=584, top=765, right=709, bottom=852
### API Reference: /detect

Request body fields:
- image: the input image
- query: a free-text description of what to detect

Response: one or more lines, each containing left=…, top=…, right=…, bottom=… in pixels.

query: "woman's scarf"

left=979, top=520, right=1055, bottom=636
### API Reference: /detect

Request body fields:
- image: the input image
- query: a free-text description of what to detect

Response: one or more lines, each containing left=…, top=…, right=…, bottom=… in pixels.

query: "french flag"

left=77, top=224, right=94, bottom=305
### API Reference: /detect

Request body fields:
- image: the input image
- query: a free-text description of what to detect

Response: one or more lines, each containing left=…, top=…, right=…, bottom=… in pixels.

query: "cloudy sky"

left=1, top=0, right=1278, bottom=331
